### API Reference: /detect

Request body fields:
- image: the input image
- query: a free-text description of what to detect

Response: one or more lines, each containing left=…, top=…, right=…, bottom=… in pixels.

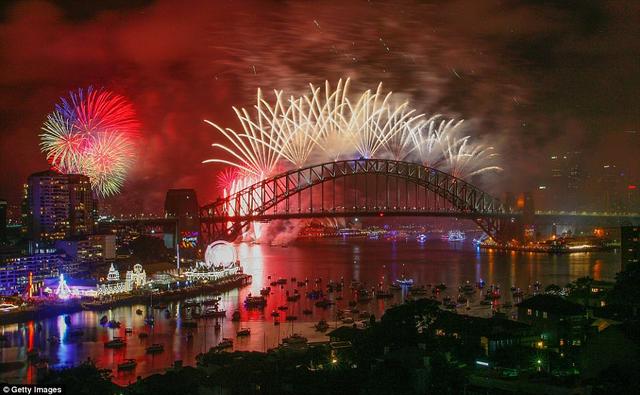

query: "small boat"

left=202, top=298, right=221, bottom=306
left=297, top=281, right=306, bottom=287
left=459, top=281, right=476, bottom=295
left=270, top=281, right=278, bottom=287
left=218, top=338, right=233, bottom=349
left=270, top=310, right=280, bottom=317
left=287, top=294, right=301, bottom=302
left=276, top=278, right=287, bottom=285
left=315, top=320, right=329, bottom=332
left=99, top=316, right=108, bottom=325
left=282, top=333, right=308, bottom=345
left=277, top=305, right=288, bottom=311
left=138, top=332, right=149, bottom=339
left=375, top=290, right=393, bottom=299
left=105, top=338, right=126, bottom=349
left=117, top=359, right=137, bottom=371
left=315, top=299, right=333, bottom=308
left=302, top=309, right=313, bottom=315
left=145, top=343, right=164, bottom=354
left=135, top=309, right=143, bottom=315
left=244, top=295, right=267, bottom=308
left=260, top=287, right=271, bottom=296
left=285, top=315, right=298, bottom=321
left=273, top=320, right=280, bottom=326
left=341, top=317, right=354, bottom=324
left=64, top=316, right=71, bottom=325
left=231, top=310, right=241, bottom=322
left=125, top=327, right=133, bottom=334
left=144, top=317, right=155, bottom=326
left=236, top=328, right=251, bottom=337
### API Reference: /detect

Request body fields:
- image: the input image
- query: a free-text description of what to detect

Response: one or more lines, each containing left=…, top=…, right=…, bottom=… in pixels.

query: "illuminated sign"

left=180, top=231, right=198, bottom=249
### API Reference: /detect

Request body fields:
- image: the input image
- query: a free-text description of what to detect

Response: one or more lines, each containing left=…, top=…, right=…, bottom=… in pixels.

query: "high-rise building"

left=23, top=170, right=96, bottom=241
left=164, top=189, right=199, bottom=234
left=0, top=199, right=7, bottom=242
left=621, top=226, right=639, bottom=271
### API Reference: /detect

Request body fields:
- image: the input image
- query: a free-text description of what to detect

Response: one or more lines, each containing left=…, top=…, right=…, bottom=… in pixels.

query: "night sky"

left=0, top=0, right=638, bottom=212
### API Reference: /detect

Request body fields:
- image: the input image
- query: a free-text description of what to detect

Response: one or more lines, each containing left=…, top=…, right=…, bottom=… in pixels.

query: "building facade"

left=23, top=170, right=97, bottom=241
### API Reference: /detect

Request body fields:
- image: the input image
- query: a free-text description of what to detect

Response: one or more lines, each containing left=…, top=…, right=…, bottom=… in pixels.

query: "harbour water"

left=0, top=238, right=621, bottom=385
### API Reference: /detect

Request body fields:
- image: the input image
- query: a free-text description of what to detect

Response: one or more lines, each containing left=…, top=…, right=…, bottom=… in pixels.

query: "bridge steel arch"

left=200, top=159, right=513, bottom=244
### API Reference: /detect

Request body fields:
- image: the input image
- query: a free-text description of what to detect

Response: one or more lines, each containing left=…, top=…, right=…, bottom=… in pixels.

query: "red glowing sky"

left=0, top=0, right=638, bottom=212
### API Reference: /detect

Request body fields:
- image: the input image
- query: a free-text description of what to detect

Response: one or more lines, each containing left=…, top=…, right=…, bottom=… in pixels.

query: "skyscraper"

left=164, top=189, right=199, bottom=234
left=23, top=170, right=96, bottom=241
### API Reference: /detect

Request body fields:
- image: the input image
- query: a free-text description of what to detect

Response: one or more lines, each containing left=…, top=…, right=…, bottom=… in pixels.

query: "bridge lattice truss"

left=200, top=159, right=512, bottom=244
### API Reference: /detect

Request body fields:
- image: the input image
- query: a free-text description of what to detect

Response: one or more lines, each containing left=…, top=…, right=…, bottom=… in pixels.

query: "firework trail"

left=39, top=87, right=139, bottom=197
left=204, top=79, right=501, bottom=241
left=216, top=167, right=240, bottom=194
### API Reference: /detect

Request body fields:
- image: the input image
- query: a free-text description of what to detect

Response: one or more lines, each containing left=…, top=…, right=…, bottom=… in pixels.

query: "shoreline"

left=0, top=274, right=252, bottom=325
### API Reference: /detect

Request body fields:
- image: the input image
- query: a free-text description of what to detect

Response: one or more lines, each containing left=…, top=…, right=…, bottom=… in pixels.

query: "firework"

left=205, top=79, right=502, bottom=241
left=39, top=87, right=139, bottom=197
left=216, top=167, right=240, bottom=193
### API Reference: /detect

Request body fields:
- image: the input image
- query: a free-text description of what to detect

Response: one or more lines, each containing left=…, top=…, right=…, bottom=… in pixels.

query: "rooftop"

left=517, top=294, right=585, bottom=316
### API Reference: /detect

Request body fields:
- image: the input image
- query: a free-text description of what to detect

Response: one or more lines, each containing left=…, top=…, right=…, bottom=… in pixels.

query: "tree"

left=38, top=360, right=114, bottom=395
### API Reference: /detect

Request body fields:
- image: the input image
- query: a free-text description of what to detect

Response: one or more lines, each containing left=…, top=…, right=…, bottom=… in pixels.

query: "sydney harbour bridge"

left=198, top=158, right=621, bottom=245
left=101, top=158, right=640, bottom=247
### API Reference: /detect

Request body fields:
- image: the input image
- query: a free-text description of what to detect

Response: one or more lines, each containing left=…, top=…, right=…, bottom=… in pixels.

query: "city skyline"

left=0, top=0, right=638, bottom=213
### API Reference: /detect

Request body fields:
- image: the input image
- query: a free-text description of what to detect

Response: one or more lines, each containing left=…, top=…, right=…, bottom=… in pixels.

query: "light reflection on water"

left=0, top=238, right=620, bottom=385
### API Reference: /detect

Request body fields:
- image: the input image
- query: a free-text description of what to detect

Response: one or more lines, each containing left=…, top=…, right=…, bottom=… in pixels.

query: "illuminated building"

left=23, top=170, right=97, bottom=241
left=621, top=226, right=639, bottom=271
left=164, top=189, right=199, bottom=253
left=184, top=241, right=241, bottom=282
left=96, top=262, right=147, bottom=297
left=0, top=251, right=72, bottom=295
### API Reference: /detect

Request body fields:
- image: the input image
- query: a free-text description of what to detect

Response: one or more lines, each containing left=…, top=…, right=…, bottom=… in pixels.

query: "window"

left=542, top=312, right=548, bottom=319
left=527, top=309, right=532, bottom=316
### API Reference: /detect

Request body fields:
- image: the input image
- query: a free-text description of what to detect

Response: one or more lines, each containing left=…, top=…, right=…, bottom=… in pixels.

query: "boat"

left=144, top=317, right=155, bottom=326
left=202, top=298, right=221, bottom=306
left=270, top=310, right=280, bottom=317
left=285, top=315, right=298, bottom=321
left=64, top=315, right=71, bottom=325
left=297, top=281, right=306, bottom=287
left=236, top=328, right=251, bottom=337
left=282, top=333, right=308, bottom=345
left=276, top=278, right=287, bottom=285
left=277, top=305, right=288, bottom=311
left=442, top=230, right=466, bottom=242
left=105, top=338, right=126, bottom=349
left=135, top=309, right=143, bottom=315
left=99, top=315, right=108, bottom=325
left=302, top=309, right=313, bottom=315
left=231, top=310, right=241, bottom=322
left=260, top=287, right=271, bottom=296
left=125, top=327, right=133, bottom=334
left=218, top=338, right=233, bottom=349
left=416, top=234, right=428, bottom=243
left=460, top=281, right=476, bottom=295
left=457, top=295, right=468, bottom=304
left=287, top=294, right=301, bottom=302
left=145, top=343, right=164, bottom=354
left=375, top=290, right=393, bottom=299
left=273, top=320, right=280, bottom=326
left=244, top=295, right=267, bottom=308
left=341, top=317, right=354, bottom=324
left=314, top=320, right=329, bottom=332
left=117, top=359, right=137, bottom=371
left=435, top=283, right=447, bottom=291
left=138, top=332, right=149, bottom=339
left=358, top=311, right=371, bottom=319
left=315, top=299, right=333, bottom=308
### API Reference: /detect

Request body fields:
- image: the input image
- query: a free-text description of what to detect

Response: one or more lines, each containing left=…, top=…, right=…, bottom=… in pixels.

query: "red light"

left=628, top=185, right=637, bottom=190
left=378, top=212, right=384, bottom=217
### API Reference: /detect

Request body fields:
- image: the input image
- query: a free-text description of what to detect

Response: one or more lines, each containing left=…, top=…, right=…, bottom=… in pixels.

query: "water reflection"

left=0, top=238, right=620, bottom=385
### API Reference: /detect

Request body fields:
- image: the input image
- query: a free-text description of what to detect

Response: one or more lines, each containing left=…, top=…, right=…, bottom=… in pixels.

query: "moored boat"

left=117, top=359, right=137, bottom=371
